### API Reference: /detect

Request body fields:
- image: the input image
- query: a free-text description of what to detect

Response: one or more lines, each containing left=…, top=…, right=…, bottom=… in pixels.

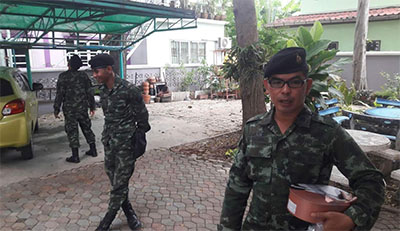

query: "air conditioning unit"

left=218, top=37, right=232, bottom=49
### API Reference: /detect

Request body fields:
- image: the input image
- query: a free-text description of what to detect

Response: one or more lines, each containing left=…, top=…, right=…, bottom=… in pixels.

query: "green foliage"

left=286, top=21, right=339, bottom=111
left=329, top=80, right=357, bottom=106
left=375, top=72, right=400, bottom=100
left=222, top=43, right=267, bottom=82
left=225, top=148, right=238, bottom=159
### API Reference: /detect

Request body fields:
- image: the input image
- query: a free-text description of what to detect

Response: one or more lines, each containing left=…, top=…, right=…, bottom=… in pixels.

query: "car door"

left=13, top=71, right=38, bottom=131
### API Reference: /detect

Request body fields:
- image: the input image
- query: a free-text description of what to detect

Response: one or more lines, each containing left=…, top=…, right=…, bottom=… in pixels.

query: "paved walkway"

left=0, top=148, right=398, bottom=230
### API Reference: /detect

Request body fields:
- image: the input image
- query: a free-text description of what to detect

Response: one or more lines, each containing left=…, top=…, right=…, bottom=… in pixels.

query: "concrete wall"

left=334, top=52, right=400, bottom=91
left=145, top=18, right=227, bottom=67
left=300, top=0, right=400, bottom=15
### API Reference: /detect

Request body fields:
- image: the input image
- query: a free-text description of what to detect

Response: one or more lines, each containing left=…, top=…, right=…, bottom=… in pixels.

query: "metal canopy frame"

left=0, top=0, right=197, bottom=50
left=0, top=0, right=197, bottom=84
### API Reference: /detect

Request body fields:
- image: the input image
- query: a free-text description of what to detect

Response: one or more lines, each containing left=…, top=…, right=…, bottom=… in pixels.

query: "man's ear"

left=305, top=78, right=313, bottom=95
left=263, top=79, right=269, bottom=95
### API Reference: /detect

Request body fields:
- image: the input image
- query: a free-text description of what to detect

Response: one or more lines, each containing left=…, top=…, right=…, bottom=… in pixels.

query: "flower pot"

left=142, top=81, right=149, bottom=95
left=200, top=12, right=208, bottom=19
left=142, top=94, right=151, bottom=104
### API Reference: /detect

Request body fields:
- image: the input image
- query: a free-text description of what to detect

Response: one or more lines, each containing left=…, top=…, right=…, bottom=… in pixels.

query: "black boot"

left=85, top=143, right=97, bottom=157
left=96, top=210, right=117, bottom=231
left=66, top=148, right=80, bottom=163
left=122, top=200, right=141, bottom=230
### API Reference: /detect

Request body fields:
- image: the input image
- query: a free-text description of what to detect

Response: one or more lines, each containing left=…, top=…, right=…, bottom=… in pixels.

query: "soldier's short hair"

left=69, top=54, right=83, bottom=70
left=89, top=53, right=115, bottom=70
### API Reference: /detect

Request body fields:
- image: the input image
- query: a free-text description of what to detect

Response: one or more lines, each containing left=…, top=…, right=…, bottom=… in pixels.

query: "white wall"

left=145, top=18, right=227, bottom=67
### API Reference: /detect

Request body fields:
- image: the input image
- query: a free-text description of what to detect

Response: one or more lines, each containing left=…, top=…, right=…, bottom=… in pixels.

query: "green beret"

left=89, top=53, right=114, bottom=69
left=264, top=47, right=308, bottom=78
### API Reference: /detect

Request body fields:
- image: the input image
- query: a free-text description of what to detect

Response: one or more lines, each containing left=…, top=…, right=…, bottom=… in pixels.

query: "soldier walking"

left=89, top=54, right=151, bottom=231
left=54, top=54, right=97, bottom=163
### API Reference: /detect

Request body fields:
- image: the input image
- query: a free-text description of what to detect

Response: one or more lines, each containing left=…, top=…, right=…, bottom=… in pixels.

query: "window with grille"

left=366, top=40, right=381, bottom=51
left=171, top=41, right=206, bottom=64
left=328, top=41, right=339, bottom=50
left=65, top=40, right=102, bottom=66
left=13, top=49, right=27, bottom=68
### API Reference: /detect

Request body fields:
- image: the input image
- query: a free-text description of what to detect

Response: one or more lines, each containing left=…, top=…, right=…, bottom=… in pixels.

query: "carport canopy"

left=0, top=0, right=197, bottom=84
left=0, top=0, right=197, bottom=50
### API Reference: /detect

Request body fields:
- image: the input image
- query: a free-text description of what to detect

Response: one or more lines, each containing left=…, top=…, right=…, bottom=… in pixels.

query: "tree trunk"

left=352, top=0, right=369, bottom=90
left=233, top=0, right=266, bottom=126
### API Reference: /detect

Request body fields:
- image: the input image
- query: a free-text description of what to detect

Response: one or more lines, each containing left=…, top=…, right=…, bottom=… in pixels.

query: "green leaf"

left=310, top=21, right=323, bottom=41
left=296, top=26, right=313, bottom=47
left=306, top=40, right=332, bottom=60
left=308, top=73, right=329, bottom=81
left=286, top=39, right=298, bottom=47
left=312, top=81, right=329, bottom=92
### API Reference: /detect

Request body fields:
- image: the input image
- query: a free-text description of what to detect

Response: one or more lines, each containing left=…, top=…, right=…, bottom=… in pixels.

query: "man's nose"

left=281, top=82, right=291, bottom=94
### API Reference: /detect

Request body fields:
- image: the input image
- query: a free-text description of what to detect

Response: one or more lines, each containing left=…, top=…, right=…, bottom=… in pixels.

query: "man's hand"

left=89, top=110, right=95, bottom=117
left=311, top=211, right=355, bottom=231
left=54, top=112, right=60, bottom=119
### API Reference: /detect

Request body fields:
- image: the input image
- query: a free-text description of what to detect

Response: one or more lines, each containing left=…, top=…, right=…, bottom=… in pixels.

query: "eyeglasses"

left=268, top=77, right=306, bottom=88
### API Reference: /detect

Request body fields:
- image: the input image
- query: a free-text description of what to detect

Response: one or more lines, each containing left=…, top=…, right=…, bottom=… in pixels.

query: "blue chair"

left=376, top=98, right=400, bottom=108
left=318, top=106, right=349, bottom=125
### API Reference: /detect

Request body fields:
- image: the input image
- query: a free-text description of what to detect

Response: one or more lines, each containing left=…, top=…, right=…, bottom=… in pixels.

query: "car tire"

left=21, top=136, right=33, bottom=160
left=34, top=119, right=39, bottom=133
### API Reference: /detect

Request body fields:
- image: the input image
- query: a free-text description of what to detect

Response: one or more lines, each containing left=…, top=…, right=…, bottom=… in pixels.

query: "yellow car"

left=0, top=67, right=43, bottom=159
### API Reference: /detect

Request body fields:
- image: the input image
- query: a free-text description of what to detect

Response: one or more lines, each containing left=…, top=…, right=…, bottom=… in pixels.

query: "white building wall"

left=145, top=18, right=227, bottom=67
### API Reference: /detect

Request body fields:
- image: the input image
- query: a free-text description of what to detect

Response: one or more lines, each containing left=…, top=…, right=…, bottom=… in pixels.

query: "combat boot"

left=85, top=143, right=97, bottom=157
left=96, top=210, right=117, bottom=231
left=122, top=200, right=141, bottom=230
left=66, top=148, right=80, bottom=163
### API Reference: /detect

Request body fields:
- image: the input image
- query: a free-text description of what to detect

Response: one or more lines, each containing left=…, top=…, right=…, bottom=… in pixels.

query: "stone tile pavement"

left=0, top=149, right=399, bottom=230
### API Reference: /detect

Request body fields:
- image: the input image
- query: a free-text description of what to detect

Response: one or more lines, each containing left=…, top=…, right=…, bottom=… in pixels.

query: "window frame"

left=171, top=40, right=206, bottom=65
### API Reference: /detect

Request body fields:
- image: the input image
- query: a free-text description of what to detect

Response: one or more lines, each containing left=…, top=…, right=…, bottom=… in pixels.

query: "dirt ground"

left=171, top=130, right=400, bottom=209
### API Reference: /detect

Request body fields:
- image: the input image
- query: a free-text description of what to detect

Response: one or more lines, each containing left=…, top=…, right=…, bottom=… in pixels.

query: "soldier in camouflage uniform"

left=89, top=54, right=151, bottom=231
left=219, top=47, right=385, bottom=231
left=54, top=55, right=97, bottom=163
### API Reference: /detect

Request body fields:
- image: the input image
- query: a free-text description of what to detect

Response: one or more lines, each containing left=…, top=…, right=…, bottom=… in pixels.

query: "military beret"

left=89, top=53, right=114, bottom=69
left=69, top=54, right=83, bottom=70
left=264, top=47, right=309, bottom=78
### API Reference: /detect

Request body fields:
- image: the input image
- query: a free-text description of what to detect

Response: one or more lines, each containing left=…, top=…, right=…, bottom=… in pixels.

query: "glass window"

left=0, top=79, right=13, bottom=96
left=199, top=42, right=206, bottom=62
left=181, top=42, right=189, bottom=64
left=171, top=41, right=180, bottom=64
left=171, top=41, right=206, bottom=64
left=190, top=42, right=199, bottom=63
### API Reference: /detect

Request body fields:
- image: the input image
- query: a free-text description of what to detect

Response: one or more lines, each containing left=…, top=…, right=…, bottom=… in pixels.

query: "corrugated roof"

left=0, top=0, right=197, bottom=50
left=268, top=7, right=400, bottom=27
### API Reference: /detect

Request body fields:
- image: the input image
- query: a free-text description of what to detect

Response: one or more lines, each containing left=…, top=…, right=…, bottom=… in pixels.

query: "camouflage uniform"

left=219, top=106, right=385, bottom=231
left=54, top=70, right=96, bottom=148
left=99, top=76, right=150, bottom=212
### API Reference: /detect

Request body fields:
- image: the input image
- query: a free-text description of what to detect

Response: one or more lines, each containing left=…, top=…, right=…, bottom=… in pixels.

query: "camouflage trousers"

left=103, top=133, right=136, bottom=212
left=64, top=111, right=96, bottom=148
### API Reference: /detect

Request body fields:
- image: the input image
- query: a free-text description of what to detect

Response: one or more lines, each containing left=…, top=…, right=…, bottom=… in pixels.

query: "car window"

left=14, top=72, right=31, bottom=92
left=0, top=79, right=14, bottom=96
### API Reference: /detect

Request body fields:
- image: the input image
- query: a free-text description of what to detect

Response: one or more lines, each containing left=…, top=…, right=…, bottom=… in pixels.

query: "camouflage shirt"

left=54, top=70, right=95, bottom=114
left=219, top=106, right=385, bottom=231
left=99, top=76, right=150, bottom=143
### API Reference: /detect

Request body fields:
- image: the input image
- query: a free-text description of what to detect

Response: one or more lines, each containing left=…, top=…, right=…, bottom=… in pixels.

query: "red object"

left=288, top=187, right=351, bottom=223
left=271, top=7, right=400, bottom=26
left=2, top=99, right=25, bottom=115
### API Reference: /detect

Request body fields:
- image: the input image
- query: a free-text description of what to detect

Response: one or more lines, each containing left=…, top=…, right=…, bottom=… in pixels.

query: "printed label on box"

left=287, top=198, right=297, bottom=214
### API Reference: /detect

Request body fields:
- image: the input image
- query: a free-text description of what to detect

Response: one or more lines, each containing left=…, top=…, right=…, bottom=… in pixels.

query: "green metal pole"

left=25, top=49, right=32, bottom=88
left=119, top=50, right=124, bottom=79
